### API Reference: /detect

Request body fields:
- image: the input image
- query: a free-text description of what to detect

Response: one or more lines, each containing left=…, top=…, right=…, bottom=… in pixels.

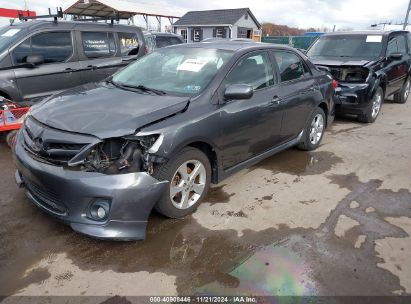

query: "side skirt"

left=217, top=131, right=304, bottom=183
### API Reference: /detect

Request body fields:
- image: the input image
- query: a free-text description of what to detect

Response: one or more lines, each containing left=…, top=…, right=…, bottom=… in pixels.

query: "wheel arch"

left=186, top=141, right=219, bottom=184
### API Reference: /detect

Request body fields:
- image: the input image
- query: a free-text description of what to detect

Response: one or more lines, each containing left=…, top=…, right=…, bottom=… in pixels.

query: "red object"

left=0, top=8, right=36, bottom=18
left=332, top=79, right=338, bottom=89
left=0, top=106, right=30, bottom=132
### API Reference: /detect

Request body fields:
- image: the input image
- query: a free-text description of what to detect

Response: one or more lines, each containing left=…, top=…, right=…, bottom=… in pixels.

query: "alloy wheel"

left=309, top=114, right=324, bottom=145
left=404, top=79, right=411, bottom=100
left=371, top=90, right=382, bottom=119
left=170, top=160, right=207, bottom=209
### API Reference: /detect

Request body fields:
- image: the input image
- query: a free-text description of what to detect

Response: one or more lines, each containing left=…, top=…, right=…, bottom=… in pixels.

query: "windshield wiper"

left=119, top=83, right=167, bottom=96
left=106, top=78, right=167, bottom=96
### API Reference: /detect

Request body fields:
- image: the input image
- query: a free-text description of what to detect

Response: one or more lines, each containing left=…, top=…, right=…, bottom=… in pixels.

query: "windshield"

left=112, top=47, right=233, bottom=96
left=307, top=35, right=384, bottom=60
left=0, top=26, right=24, bottom=55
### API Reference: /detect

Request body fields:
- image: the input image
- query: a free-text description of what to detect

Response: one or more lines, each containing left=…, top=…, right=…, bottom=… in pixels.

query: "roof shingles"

left=173, top=8, right=260, bottom=28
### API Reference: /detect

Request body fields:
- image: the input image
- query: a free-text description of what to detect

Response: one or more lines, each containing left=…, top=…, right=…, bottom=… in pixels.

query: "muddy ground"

left=0, top=97, right=410, bottom=302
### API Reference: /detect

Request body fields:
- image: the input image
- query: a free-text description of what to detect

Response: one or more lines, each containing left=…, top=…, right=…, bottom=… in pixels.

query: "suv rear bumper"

left=14, top=131, right=168, bottom=241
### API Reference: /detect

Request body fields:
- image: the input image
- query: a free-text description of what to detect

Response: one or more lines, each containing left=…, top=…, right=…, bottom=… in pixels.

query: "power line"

left=404, top=0, right=411, bottom=30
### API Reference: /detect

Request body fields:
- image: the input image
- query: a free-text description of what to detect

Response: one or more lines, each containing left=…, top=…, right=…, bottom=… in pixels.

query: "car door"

left=11, top=31, right=82, bottom=102
left=217, top=51, right=286, bottom=169
left=77, top=31, right=122, bottom=84
left=271, top=50, right=319, bottom=141
left=385, top=35, right=409, bottom=96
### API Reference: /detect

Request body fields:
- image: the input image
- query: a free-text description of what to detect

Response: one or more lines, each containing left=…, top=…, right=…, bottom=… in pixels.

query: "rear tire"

left=298, top=107, right=326, bottom=151
left=358, top=87, right=383, bottom=123
left=394, top=78, right=410, bottom=104
left=6, top=130, right=18, bottom=148
left=153, top=147, right=211, bottom=218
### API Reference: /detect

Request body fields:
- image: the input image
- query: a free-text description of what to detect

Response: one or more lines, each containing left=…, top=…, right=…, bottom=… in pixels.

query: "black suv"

left=0, top=21, right=146, bottom=102
left=307, top=31, right=411, bottom=122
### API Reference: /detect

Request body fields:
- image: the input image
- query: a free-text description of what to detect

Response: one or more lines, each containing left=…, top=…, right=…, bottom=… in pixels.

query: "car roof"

left=148, top=32, right=182, bottom=37
left=7, top=20, right=143, bottom=32
left=323, top=30, right=409, bottom=36
left=169, top=41, right=297, bottom=52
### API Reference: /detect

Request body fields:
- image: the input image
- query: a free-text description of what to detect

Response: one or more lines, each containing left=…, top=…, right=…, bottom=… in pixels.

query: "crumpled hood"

left=31, top=83, right=189, bottom=139
left=311, top=58, right=374, bottom=67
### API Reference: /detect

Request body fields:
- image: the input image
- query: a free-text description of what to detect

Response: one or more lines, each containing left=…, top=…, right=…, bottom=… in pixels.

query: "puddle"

left=1, top=140, right=410, bottom=297
left=253, top=150, right=343, bottom=176
left=203, top=185, right=235, bottom=205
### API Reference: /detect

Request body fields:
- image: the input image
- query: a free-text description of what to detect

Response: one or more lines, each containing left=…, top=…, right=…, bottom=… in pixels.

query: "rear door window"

left=155, top=36, right=171, bottom=48
left=272, top=51, right=306, bottom=82
left=12, top=31, right=73, bottom=64
left=81, top=32, right=116, bottom=59
left=387, top=37, right=398, bottom=56
left=118, top=32, right=139, bottom=56
left=396, top=35, right=407, bottom=55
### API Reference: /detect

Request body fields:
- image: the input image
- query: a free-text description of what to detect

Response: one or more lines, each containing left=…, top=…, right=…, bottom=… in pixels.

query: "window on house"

left=193, top=29, right=201, bottom=42
left=216, top=28, right=224, bottom=38
left=181, top=29, right=188, bottom=43
left=245, top=13, right=249, bottom=20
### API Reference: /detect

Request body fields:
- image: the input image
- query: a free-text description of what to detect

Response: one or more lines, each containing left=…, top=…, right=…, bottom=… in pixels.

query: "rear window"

left=81, top=31, right=116, bottom=59
left=155, top=36, right=182, bottom=48
left=118, top=32, right=140, bottom=56
left=12, top=31, right=72, bottom=64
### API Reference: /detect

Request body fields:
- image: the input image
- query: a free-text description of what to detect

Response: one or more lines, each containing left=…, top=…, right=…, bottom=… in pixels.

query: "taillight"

left=332, top=79, right=338, bottom=89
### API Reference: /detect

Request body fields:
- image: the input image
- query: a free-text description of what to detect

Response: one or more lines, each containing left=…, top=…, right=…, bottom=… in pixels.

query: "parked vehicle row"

left=13, top=41, right=335, bottom=240
left=0, top=21, right=184, bottom=103
left=306, top=30, right=411, bottom=123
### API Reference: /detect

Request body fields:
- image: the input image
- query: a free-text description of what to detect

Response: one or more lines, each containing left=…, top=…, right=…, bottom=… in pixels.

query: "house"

left=172, top=8, right=261, bottom=43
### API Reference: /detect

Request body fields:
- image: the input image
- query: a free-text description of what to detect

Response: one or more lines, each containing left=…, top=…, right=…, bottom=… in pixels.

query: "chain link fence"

left=261, top=35, right=319, bottom=50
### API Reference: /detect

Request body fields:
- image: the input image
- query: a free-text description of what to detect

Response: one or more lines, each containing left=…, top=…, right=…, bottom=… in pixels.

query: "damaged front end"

left=13, top=116, right=168, bottom=240
left=317, top=64, right=375, bottom=114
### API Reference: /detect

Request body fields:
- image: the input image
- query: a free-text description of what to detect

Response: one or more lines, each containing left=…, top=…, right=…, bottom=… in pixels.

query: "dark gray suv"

left=0, top=21, right=146, bottom=102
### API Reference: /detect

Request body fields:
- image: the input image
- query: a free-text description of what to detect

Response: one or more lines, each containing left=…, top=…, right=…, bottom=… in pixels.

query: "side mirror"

left=26, top=54, right=44, bottom=66
left=224, top=84, right=253, bottom=100
left=389, top=52, right=403, bottom=60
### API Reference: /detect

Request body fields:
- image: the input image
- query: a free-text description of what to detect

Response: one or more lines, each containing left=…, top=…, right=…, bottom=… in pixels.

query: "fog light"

left=88, top=200, right=110, bottom=221
left=97, top=207, right=106, bottom=219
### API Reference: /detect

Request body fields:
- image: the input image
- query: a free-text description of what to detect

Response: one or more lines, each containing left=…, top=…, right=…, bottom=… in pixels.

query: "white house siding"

left=174, top=26, right=228, bottom=43
left=235, top=14, right=259, bottom=29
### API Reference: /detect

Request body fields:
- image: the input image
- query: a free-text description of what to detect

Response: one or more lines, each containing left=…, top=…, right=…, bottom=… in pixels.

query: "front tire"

left=153, top=147, right=211, bottom=218
left=394, top=78, right=410, bottom=104
left=298, top=107, right=326, bottom=151
left=358, top=87, right=383, bottom=123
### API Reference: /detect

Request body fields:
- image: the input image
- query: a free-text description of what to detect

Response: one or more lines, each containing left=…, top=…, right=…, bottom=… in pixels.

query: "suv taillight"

left=332, top=79, right=338, bottom=89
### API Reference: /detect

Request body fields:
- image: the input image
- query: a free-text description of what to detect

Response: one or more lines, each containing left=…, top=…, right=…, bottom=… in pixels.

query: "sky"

left=0, top=0, right=409, bottom=30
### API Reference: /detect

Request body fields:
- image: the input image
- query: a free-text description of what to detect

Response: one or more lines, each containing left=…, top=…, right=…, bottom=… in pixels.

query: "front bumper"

left=334, top=82, right=372, bottom=115
left=13, top=132, right=168, bottom=241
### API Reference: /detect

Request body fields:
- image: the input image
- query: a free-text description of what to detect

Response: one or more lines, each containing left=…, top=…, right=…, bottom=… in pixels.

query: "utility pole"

left=404, top=0, right=411, bottom=30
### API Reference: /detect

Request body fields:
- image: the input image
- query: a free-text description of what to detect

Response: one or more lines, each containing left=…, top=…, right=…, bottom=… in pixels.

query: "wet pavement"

left=0, top=97, right=411, bottom=300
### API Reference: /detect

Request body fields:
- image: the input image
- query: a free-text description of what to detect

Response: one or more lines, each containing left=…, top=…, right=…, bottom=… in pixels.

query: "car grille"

left=21, top=117, right=92, bottom=165
left=23, top=176, right=67, bottom=216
